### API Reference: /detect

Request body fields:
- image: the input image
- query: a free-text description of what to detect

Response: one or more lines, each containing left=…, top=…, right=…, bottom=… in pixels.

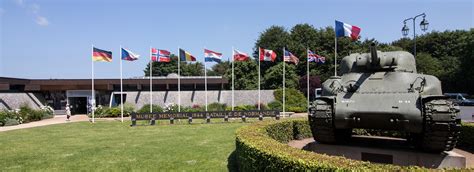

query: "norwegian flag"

left=259, top=48, right=277, bottom=62
left=284, top=50, right=299, bottom=65
left=151, top=48, right=170, bottom=62
left=307, top=50, right=325, bottom=64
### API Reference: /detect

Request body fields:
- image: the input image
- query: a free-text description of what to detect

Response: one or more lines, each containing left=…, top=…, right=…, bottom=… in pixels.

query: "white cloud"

left=35, top=16, right=49, bottom=26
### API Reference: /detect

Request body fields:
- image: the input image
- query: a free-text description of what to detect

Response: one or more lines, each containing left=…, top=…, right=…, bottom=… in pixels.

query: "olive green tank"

left=308, top=43, right=461, bottom=152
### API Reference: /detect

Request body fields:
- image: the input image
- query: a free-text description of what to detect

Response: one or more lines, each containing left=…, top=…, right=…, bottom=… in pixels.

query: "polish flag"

left=259, top=48, right=277, bottom=62
left=233, top=49, right=249, bottom=61
left=335, top=20, right=361, bottom=41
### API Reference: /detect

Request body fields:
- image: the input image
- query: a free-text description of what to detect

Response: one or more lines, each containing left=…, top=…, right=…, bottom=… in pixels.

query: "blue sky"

left=0, top=0, right=472, bottom=79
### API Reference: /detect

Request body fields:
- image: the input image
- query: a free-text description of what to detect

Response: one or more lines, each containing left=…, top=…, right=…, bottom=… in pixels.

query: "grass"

left=0, top=120, right=250, bottom=171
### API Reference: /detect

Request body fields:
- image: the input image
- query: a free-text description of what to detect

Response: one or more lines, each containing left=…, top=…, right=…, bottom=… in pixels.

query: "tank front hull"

left=334, top=93, right=423, bottom=133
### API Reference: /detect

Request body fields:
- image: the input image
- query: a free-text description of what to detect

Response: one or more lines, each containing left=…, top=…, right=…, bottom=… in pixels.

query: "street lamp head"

left=420, top=17, right=429, bottom=31
left=402, top=24, right=409, bottom=37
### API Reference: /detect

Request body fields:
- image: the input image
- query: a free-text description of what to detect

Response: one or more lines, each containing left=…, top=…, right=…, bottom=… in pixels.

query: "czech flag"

left=335, top=20, right=361, bottom=41
left=307, top=50, right=325, bottom=64
left=121, top=48, right=139, bottom=61
left=179, top=48, right=196, bottom=61
left=204, top=49, right=222, bottom=63
left=233, top=49, right=250, bottom=61
left=259, top=48, right=277, bottom=62
left=284, top=50, right=299, bottom=65
left=92, top=47, right=112, bottom=62
left=152, top=48, right=171, bottom=62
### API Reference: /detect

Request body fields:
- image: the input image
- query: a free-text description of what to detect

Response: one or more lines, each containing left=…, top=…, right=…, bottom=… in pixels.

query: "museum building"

left=0, top=74, right=228, bottom=114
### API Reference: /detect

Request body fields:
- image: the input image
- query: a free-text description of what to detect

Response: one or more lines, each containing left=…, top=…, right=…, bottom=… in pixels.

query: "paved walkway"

left=0, top=115, right=89, bottom=132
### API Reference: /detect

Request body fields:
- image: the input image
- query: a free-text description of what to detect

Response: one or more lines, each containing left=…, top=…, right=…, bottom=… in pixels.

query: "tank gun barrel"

left=370, top=43, right=379, bottom=67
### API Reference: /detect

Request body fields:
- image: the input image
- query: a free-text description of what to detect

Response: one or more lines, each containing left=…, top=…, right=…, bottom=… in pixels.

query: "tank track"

left=421, top=99, right=461, bottom=152
left=309, top=99, right=351, bottom=144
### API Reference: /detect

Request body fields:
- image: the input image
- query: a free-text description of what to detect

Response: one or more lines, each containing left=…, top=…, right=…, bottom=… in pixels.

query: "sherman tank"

left=308, top=43, right=461, bottom=152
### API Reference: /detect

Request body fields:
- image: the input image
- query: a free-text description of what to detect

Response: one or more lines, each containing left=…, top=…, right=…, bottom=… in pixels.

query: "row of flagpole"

left=90, top=46, right=326, bottom=123
left=89, top=19, right=360, bottom=123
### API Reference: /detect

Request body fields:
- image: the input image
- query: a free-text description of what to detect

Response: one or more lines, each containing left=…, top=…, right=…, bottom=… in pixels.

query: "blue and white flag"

left=121, top=48, right=140, bottom=61
left=204, top=49, right=222, bottom=62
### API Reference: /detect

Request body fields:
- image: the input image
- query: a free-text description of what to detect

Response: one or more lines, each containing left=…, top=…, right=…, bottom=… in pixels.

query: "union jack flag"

left=307, top=50, right=325, bottom=64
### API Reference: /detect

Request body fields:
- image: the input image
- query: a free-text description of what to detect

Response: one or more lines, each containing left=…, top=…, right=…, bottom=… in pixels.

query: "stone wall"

left=0, top=93, right=44, bottom=110
left=116, top=90, right=275, bottom=109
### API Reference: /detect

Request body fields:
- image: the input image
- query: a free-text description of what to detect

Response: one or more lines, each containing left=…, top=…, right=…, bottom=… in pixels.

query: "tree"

left=143, top=55, right=205, bottom=77
left=253, top=26, right=290, bottom=74
left=299, top=75, right=321, bottom=100
left=262, top=62, right=299, bottom=89
left=233, top=61, right=258, bottom=90
left=415, top=53, right=443, bottom=77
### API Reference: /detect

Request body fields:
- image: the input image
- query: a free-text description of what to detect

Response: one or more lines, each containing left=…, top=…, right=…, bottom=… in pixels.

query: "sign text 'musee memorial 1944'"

left=130, top=110, right=280, bottom=126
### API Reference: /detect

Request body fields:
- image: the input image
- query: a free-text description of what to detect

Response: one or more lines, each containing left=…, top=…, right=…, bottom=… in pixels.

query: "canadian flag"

left=259, top=48, right=277, bottom=62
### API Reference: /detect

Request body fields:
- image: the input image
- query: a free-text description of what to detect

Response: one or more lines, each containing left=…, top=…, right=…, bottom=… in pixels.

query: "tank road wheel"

left=308, top=99, right=351, bottom=144
left=421, top=99, right=461, bottom=152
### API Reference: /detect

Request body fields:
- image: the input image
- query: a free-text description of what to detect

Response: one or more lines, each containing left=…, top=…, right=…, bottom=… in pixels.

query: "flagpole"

left=91, top=44, right=95, bottom=123
left=150, top=46, right=153, bottom=113
left=307, top=48, right=310, bottom=113
left=178, top=47, right=181, bottom=112
left=231, top=46, right=234, bottom=111
left=258, top=47, right=261, bottom=110
left=204, top=48, right=208, bottom=112
left=283, top=47, right=285, bottom=116
left=120, top=46, right=124, bottom=123
left=334, top=37, right=337, bottom=76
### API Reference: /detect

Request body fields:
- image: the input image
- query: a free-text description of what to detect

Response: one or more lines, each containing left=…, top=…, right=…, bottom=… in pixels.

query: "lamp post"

left=402, top=13, right=429, bottom=57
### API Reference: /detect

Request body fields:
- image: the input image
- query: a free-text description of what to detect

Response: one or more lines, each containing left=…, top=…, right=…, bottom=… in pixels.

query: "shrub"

left=287, top=106, right=306, bottom=113
left=273, top=88, right=307, bottom=112
left=138, top=104, right=164, bottom=113
left=207, top=102, right=227, bottom=111
left=3, top=118, right=19, bottom=126
left=458, top=123, right=474, bottom=152
left=267, top=101, right=282, bottom=111
left=235, top=119, right=424, bottom=171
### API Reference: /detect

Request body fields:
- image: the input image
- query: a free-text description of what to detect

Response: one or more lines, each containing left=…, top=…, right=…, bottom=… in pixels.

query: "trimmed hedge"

left=458, top=123, right=474, bottom=152
left=235, top=119, right=424, bottom=171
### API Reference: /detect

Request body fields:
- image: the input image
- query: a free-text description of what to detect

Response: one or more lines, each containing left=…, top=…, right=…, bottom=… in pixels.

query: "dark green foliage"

left=263, top=63, right=299, bottom=89
left=235, top=119, right=422, bottom=171
left=232, top=61, right=259, bottom=90
left=267, top=101, right=282, bottom=111
left=273, top=88, right=307, bottom=112
left=458, top=123, right=474, bottom=152
left=207, top=102, right=227, bottom=111
left=143, top=55, right=205, bottom=77
left=137, top=104, right=164, bottom=113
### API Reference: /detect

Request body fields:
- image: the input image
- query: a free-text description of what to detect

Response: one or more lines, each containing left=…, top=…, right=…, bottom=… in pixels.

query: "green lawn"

left=0, top=121, right=248, bottom=171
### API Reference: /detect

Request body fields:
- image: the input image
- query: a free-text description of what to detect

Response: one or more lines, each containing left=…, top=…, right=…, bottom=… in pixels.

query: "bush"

left=3, top=118, right=19, bottom=126
left=207, top=102, right=227, bottom=111
left=267, top=101, right=282, bottom=111
left=137, top=104, right=164, bottom=113
left=458, top=123, right=474, bottom=152
left=235, top=119, right=423, bottom=171
left=273, top=88, right=307, bottom=112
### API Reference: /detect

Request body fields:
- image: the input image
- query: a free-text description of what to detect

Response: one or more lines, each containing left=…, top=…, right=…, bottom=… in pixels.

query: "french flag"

left=335, top=20, right=361, bottom=41
left=204, top=49, right=222, bottom=63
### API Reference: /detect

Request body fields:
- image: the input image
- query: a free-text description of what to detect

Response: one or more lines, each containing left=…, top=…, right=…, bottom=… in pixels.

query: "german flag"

left=92, top=47, right=112, bottom=62
left=179, top=48, right=196, bottom=61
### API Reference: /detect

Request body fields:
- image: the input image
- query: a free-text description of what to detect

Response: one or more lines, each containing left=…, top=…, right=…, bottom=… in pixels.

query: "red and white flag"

left=284, top=50, right=299, bottom=64
left=259, top=48, right=277, bottom=62
left=233, top=49, right=250, bottom=61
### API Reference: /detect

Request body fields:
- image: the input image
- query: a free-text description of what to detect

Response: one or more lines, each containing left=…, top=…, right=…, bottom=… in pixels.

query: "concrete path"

left=0, top=115, right=89, bottom=132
